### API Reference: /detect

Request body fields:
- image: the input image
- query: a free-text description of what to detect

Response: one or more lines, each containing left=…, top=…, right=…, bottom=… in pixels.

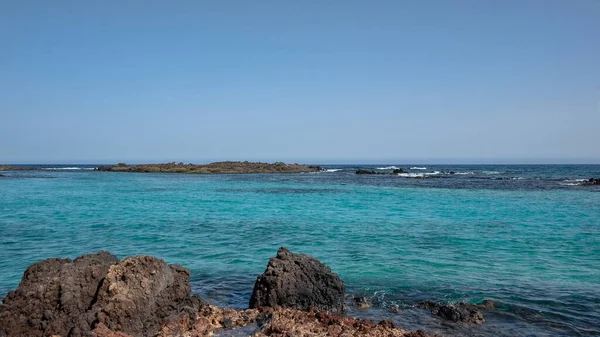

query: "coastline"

left=0, top=248, right=443, bottom=337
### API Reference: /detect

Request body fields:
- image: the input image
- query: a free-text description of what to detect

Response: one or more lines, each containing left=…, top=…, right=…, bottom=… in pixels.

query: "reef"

left=95, top=162, right=323, bottom=174
left=583, top=178, right=600, bottom=186
left=356, top=168, right=406, bottom=175
left=0, top=165, right=38, bottom=171
left=2, top=248, right=498, bottom=337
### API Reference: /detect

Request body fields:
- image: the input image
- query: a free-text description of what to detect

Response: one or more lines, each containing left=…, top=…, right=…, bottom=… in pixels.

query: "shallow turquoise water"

left=1, top=166, right=599, bottom=336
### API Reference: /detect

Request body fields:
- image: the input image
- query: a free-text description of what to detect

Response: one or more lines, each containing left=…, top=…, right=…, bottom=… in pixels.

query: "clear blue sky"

left=1, top=1, right=599, bottom=164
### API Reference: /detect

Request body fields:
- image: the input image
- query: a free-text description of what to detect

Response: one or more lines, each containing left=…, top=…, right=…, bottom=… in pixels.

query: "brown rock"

left=93, top=256, right=202, bottom=337
left=0, top=251, right=118, bottom=337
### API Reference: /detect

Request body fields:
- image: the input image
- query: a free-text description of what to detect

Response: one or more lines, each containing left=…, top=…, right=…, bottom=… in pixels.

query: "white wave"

left=397, top=172, right=424, bottom=178
left=453, top=171, right=475, bottom=175
left=482, top=171, right=504, bottom=174
left=560, top=179, right=586, bottom=186
left=376, top=166, right=400, bottom=170
left=410, top=167, right=427, bottom=170
left=325, top=169, right=342, bottom=172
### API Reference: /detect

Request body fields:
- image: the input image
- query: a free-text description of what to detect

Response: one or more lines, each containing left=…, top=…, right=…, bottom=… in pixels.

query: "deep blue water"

left=1, top=164, right=599, bottom=336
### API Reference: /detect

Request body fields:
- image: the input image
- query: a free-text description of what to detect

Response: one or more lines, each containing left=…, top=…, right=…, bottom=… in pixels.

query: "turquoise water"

left=1, top=165, right=599, bottom=336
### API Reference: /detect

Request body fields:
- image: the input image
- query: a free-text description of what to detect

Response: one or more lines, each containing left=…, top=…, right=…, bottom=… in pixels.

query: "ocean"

left=1, top=164, right=599, bottom=336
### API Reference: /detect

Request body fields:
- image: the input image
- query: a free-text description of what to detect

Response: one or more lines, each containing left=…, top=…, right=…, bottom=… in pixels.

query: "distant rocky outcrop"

left=95, top=161, right=323, bottom=174
left=356, top=168, right=406, bottom=175
left=0, top=165, right=38, bottom=171
left=583, top=178, right=600, bottom=186
left=249, top=247, right=345, bottom=313
left=417, top=300, right=495, bottom=325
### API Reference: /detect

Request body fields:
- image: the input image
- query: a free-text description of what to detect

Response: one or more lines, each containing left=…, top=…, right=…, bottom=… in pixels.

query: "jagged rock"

left=0, top=252, right=202, bottom=337
left=93, top=256, right=202, bottom=337
left=392, top=168, right=406, bottom=174
left=0, top=251, right=118, bottom=337
left=249, top=247, right=345, bottom=313
left=417, top=300, right=495, bottom=325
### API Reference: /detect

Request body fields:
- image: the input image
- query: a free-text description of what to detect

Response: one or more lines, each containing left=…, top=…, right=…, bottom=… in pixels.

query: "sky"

left=1, top=1, right=599, bottom=164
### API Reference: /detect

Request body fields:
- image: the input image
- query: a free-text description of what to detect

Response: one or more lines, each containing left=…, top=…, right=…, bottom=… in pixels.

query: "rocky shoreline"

left=0, top=247, right=500, bottom=337
left=94, top=162, right=323, bottom=174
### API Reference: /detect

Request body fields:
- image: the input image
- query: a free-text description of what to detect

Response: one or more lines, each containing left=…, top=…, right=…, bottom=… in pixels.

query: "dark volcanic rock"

left=356, top=168, right=406, bottom=175
left=0, top=252, right=202, bottom=337
left=0, top=251, right=118, bottom=337
left=356, top=169, right=378, bottom=174
left=249, top=247, right=345, bottom=313
left=417, top=300, right=495, bottom=325
left=583, top=178, right=600, bottom=186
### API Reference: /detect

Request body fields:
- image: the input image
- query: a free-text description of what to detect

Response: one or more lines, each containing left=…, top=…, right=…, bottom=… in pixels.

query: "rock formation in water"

left=0, top=250, right=434, bottom=337
left=417, top=300, right=495, bottom=325
left=0, top=165, right=38, bottom=171
left=583, top=178, right=600, bottom=186
left=249, top=247, right=345, bottom=313
left=95, top=161, right=323, bottom=174
left=356, top=168, right=406, bottom=175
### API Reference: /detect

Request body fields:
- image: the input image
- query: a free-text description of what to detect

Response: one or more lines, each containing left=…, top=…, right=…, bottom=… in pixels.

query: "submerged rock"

left=352, top=296, right=372, bottom=309
left=417, top=300, right=495, bottom=325
left=249, top=247, right=345, bottom=313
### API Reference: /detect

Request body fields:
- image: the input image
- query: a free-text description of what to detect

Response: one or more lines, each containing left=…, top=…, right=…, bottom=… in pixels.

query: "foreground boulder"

left=249, top=247, right=345, bottom=313
left=93, top=256, right=201, bottom=336
left=0, top=252, right=202, bottom=337
left=0, top=251, right=118, bottom=337
left=417, top=300, right=495, bottom=325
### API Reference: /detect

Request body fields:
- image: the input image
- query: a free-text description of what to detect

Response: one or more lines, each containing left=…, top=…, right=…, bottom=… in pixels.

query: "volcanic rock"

left=249, top=247, right=345, bottom=313
left=417, top=300, right=495, bottom=325
left=584, top=178, right=600, bottom=186
left=0, top=252, right=202, bottom=337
